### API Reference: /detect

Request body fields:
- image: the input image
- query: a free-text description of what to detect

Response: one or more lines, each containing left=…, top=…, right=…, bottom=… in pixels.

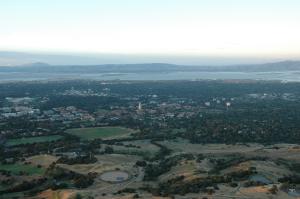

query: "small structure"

left=204, top=102, right=211, bottom=107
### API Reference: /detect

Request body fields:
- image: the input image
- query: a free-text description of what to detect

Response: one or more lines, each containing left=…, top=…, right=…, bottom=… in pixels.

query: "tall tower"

left=138, top=102, right=142, bottom=111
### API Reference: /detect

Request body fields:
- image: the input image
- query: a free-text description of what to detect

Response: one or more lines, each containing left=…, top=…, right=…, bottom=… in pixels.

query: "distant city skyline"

left=1, top=0, right=300, bottom=63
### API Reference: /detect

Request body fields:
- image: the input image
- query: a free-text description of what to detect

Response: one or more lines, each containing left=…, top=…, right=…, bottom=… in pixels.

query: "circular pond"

left=100, top=171, right=129, bottom=183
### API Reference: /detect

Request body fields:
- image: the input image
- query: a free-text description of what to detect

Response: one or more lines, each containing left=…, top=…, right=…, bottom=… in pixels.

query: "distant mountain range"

left=1, top=61, right=300, bottom=73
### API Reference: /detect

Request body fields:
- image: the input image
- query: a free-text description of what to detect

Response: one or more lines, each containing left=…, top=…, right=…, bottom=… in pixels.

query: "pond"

left=100, top=170, right=129, bottom=183
left=249, top=174, right=272, bottom=184
left=288, top=189, right=300, bottom=197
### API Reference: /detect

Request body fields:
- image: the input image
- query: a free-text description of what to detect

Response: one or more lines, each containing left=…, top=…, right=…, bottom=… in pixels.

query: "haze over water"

left=1, top=71, right=300, bottom=82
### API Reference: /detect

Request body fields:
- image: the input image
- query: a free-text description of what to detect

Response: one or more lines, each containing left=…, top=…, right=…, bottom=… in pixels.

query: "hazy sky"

left=1, top=0, right=300, bottom=59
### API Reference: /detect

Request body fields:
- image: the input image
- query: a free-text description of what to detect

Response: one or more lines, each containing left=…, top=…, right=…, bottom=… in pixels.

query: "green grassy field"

left=0, top=163, right=45, bottom=175
left=65, top=127, right=134, bottom=140
left=6, top=135, right=63, bottom=146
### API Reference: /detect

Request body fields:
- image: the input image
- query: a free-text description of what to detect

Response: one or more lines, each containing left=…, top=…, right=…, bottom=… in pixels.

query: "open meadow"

left=65, top=127, right=135, bottom=140
left=5, top=135, right=63, bottom=147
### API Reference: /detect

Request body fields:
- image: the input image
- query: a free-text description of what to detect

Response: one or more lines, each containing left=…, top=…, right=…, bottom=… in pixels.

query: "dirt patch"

left=26, top=154, right=59, bottom=167
left=36, top=189, right=74, bottom=199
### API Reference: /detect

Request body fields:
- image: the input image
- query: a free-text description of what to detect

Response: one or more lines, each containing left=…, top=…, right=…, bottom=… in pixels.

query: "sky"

left=0, top=0, right=300, bottom=64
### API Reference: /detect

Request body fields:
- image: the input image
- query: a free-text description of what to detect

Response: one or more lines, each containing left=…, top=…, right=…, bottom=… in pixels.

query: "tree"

left=269, top=185, right=278, bottom=194
left=74, top=193, right=82, bottom=199
left=104, top=146, right=114, bottom=154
